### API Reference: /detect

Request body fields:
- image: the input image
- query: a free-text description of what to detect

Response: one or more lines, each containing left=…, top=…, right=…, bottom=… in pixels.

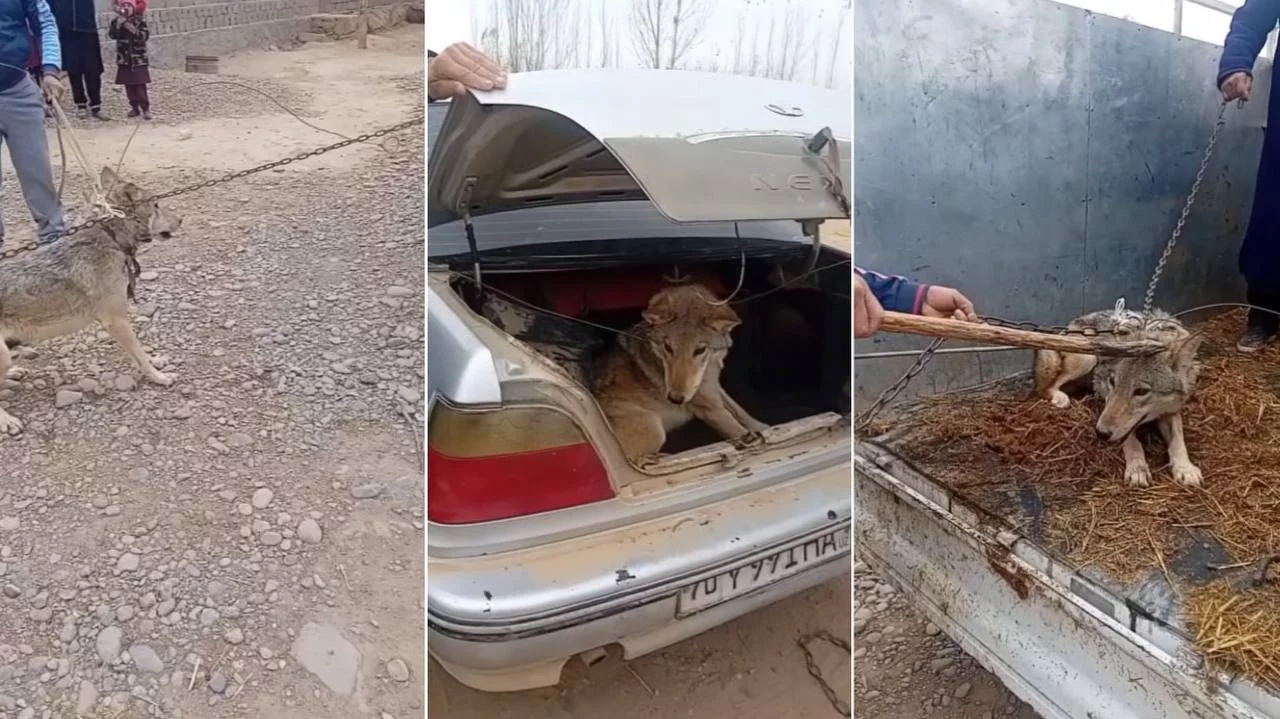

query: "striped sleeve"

left=33, top=0, right=61, bottom=72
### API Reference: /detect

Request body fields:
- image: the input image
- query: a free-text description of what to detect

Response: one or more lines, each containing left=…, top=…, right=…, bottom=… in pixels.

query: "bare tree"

left=477, top=0, right=579, bottom=72
left=598, top=5, right=619, bottom=67
left=628, top=0, right=708, bottom=69
left=629, top=0, right=665, bottom=68
left=826, top=0, right=849, bottom=89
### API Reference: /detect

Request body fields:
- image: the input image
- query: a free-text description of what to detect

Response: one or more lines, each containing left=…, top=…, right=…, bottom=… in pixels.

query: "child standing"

left=108, top=0, right=150, bottom=119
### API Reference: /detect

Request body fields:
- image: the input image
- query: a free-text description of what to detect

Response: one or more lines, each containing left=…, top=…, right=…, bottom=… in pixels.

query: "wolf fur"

left=1032, top=307, right=1203, bottom=488
left=0, top=167, right=183, bottom=435
left=594, top=283, right=768, bottom=463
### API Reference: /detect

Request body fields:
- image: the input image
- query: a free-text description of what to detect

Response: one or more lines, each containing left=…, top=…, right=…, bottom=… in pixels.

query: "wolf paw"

left=1049, top=390, right=1071, bottom=409
left=1125, top=463, right=1152, bottom=488
left=635, top=453, right=664, bottom=469
left=146, top=371, right=174, bottom=387
left=732, top=430, right=766, bottom=449
left=0, top=410, right=23, bottom=436
left=1172, top=462, right=1203, bottom=488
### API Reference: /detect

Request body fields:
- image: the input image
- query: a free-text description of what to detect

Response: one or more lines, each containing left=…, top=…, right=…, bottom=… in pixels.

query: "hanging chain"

left=797, top=630, right=852, bottom=717
left=0, top=115, right=424, bottom=260
left=1143, top=100, right=1230, bottom=312
left=855, top=336, right=945, bottom=432
left=857, top=101, right=1234, bottom=429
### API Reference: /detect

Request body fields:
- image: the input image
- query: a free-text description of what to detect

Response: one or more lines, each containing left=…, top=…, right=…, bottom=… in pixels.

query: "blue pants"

left=0, top=76, right=65, bottom=249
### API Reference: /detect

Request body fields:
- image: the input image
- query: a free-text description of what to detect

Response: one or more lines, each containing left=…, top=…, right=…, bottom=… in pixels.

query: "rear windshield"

left=425, top=103, right=804, bottom=259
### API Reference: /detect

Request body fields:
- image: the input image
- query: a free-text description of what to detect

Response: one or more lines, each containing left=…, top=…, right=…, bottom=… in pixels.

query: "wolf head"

left=101, top=167, right=182, bottom=241
left=640, top=284, right=741, bottom=405
left=1093, top=332, right=1202, bottom=442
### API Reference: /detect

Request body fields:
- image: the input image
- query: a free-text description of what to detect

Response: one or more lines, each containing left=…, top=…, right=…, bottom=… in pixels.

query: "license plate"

left=676, top=526, right=850, bottom=617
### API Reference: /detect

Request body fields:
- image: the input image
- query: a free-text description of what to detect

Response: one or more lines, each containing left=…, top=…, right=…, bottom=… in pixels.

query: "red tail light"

left=427, top=400, right=615, bottom=524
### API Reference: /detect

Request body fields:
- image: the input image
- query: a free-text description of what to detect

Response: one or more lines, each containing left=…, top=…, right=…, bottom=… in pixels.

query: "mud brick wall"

left=90, top=0, right=402, bottom=69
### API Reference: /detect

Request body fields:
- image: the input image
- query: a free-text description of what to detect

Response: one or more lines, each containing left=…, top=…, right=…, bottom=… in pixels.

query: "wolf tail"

left=1032, top=349, right=1061, bottom=398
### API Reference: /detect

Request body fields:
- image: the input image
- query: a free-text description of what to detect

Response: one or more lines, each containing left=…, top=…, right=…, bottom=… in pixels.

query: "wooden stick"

left=878, top=311, right=1167, bottom=356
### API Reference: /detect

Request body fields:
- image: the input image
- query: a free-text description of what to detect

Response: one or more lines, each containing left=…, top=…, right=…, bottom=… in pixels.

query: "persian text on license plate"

left=676, top=526, right=850, bottom=617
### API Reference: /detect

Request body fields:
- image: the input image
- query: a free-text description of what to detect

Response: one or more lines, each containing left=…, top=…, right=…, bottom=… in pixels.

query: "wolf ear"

left=704, top=302, right=741, bottom=334
left=100, top=166, right=122, bottom=190
left=641, top=292, right=676, bottom=326
left=1169, top=332, right=1204, bottom=369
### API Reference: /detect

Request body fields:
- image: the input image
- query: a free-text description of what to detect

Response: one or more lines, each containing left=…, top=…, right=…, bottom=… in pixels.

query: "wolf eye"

left=1134, top=387, right=1150, bottom=397
left=663, top=342, right=674, bottom=354
left=693, top=345, right=708, bottom=357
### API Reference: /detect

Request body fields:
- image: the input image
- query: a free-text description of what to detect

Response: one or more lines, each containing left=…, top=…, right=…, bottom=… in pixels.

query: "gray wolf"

left=594, top=283, right=768, bottom=463
left=0, top=166, right=182, bottom=435
left=1033, top=307, right=1203, bottom=488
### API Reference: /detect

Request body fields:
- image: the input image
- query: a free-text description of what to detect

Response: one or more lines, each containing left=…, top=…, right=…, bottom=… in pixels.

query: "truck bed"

left=859, top=311, right=1280, bottom=714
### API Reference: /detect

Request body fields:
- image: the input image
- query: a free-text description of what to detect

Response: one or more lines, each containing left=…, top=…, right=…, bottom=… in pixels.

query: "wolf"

left=0, top=167, right=182, bottom=435
left=1033, top=306, right=1203, bottom=488
left=594, top=283, right=769, bottom=463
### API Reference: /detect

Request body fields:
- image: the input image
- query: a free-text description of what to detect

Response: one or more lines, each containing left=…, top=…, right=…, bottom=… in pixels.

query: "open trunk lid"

left=427, top=69, right=850, bottom=228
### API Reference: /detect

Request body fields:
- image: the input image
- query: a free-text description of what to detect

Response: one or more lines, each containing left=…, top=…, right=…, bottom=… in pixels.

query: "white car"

left=426, top=69, right=852, bottom=692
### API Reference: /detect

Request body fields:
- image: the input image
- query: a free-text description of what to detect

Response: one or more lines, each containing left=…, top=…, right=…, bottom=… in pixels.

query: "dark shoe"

left=1237, top=325, right=1277, bottom=353
left=90, top=108, right=108, bottom=121
left=142, top=110, right=152, bottom=121
left=127, top=107, right=140, bottom=118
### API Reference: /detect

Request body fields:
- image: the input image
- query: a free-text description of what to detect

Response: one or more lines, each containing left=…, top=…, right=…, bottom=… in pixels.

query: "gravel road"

left=0, top=27, right=424, bottom=719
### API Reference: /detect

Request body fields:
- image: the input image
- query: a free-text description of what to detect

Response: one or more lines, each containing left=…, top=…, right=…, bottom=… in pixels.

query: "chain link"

left=1144, top=100, right=1229, bottom=313
left=797, top=630, right=851, bottom=717
left=855, top=336, right=945, bottom=432
left=0, top=115, right=424, bottom=260
left=856, top=102, right=1232, bottom=430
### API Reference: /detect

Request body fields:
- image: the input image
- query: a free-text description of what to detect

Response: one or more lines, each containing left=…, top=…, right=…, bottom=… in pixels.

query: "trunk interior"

left=445, top=246, right=851, bottom=455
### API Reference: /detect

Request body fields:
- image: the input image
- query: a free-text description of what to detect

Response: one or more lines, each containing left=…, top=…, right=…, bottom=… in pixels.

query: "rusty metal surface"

left=855, top=443, right=1280, bottom=718
left=854, top=0, right=1272, bottom=403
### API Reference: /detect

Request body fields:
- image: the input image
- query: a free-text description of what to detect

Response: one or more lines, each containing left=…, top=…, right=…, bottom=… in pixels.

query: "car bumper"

left=427, top=463, right=850, bottom=692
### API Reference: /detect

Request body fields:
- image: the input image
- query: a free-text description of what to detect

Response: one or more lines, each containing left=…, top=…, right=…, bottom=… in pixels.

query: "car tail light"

left=427, top=400, right=615, bottom=524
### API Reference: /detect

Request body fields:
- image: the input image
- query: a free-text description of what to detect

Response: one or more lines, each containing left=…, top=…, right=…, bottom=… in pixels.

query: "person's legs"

left=137, top=83, right=150, bottom=118
left=1241, top=285, right=1280, bottom=352
left=68, top=72, right=90, bottom=114
left=0, top=134, right=7, bottom=252
left=0, top=79, right=64, bottom=245
left=86, top=72, right=104, bottom=118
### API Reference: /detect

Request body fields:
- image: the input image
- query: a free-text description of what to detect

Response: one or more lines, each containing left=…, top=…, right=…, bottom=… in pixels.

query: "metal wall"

left=854, top=0, right=1272, bottom=402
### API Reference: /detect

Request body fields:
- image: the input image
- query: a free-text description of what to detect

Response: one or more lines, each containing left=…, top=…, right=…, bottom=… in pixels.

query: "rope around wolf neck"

left=47, top=96, right=122, bottom=221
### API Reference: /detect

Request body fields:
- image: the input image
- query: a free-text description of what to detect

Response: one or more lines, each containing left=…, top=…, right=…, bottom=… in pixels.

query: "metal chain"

left=1143, top=100, right=1230, bottom=313
left=0, top=115, right=425, bottom=260
left=856, top=101, right=1232, bottom=429
left=855, top=336, right=945, bottom=432
left=797, top=630, right=852, bottom=717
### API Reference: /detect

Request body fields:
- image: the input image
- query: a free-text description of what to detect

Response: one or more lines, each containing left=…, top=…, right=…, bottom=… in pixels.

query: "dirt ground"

left=0, top=26, right=423, bottom=719
left=852, top=561, right=1040, bottom=719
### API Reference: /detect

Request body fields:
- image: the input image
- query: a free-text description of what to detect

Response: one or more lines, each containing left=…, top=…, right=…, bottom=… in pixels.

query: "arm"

left=854, top=267, right=928, bottom=314
left=30, top=0, right=60, bottom=74
left=108, top=17, right=119, bottom=39
left=136, top=19, right=148, bottom=42
left=1218, top=0, right=1280, bottom=87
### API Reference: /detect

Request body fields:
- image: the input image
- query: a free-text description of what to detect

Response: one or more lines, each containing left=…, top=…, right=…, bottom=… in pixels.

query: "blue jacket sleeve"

left=1218, top=0, right=1280, bottom=87
left=28, top=0, right=61, bottom=73
left=855, top=266, right=929, bottom=314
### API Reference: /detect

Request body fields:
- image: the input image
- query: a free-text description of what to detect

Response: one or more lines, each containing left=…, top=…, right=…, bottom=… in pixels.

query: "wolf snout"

left=667, top=391, right=687, bottom=404
left=1095, top=425, right=1122, bottom=443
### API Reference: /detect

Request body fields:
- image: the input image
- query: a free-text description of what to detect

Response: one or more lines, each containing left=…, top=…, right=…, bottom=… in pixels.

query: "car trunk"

left=439, top=242, right=851, bottom=459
